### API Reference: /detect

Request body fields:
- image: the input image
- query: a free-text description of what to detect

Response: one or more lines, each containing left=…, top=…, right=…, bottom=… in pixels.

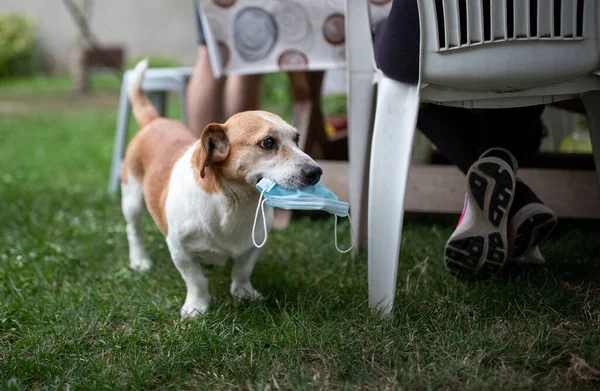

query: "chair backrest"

left=419, top=0, right=600, bottom=91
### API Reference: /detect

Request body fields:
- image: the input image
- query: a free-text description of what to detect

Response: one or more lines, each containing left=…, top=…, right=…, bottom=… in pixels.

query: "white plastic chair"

left=108, top=67, right=193, bottom=192
left=346, top=0, right=600, bottom=315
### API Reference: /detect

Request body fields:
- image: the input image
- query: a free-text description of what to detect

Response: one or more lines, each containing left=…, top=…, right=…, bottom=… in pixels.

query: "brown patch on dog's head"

left=198, top=123, right=230, bottom=177
left=192, top=123, right=230, bottom=193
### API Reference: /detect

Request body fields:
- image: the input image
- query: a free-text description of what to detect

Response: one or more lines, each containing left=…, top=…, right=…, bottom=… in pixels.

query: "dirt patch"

left=0, top=91, right=119, bottom=115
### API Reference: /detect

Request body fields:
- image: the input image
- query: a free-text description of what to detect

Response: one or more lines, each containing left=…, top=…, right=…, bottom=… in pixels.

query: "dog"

left=121, top=59, right=322, bottom=318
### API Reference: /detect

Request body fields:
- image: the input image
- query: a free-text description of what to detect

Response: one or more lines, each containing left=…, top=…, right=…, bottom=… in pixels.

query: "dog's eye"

left=260, top=137, right=276, bottom=150
left=293, top=134, right=300, bottom=146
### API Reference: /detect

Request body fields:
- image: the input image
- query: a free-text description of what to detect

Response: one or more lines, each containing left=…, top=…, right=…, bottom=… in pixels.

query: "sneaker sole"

left=513, top=211, right=557, bottom=259
left=445, top=158, right=516, bottom=279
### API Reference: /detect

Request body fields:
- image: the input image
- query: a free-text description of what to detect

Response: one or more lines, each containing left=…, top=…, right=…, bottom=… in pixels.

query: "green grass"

left=0, top=71, right=345, bottom=120
left=259, top=72, right=347, bottom=119
left=0, top=73, right=121, bottom=96
left=1, top=93, right=600, bottom=390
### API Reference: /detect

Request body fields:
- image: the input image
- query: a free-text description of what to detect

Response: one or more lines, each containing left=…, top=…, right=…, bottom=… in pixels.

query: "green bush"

left=260, top=72, right=293, bottom=119
left=260, top=73, right=348, bottom=120
left=126, top=55, right=180, bottom=69
left=0, top=12, right=37, bottom=78
left=575, top=113, right=588, bottom=127
left=323, top=94, right=347, bottom=117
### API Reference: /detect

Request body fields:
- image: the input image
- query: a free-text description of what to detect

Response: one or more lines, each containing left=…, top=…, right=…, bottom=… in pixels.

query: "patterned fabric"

left=197, top=0, right=392, bottom=76
left=194, top=0, right=207, bottom=45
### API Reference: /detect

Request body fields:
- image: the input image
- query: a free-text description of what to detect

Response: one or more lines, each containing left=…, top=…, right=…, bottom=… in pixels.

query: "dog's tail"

left=128, top=58, right=159, bottom=128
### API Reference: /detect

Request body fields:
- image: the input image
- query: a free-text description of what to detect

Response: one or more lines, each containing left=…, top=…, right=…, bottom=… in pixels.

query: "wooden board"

left=318, top=161, right=600, bottom=219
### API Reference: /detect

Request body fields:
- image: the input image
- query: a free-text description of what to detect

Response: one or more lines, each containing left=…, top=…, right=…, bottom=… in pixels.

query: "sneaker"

left=508, top=203, right=557, bottom=264
left=444, top=149, right=517, bottom=279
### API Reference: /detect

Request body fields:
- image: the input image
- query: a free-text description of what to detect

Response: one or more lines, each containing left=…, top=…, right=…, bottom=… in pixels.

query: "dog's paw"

left=230, top=283, right=264, bottom=301
left=180, top=301, right=208, bottom=319
left=129, top=257, right=152, bottom=272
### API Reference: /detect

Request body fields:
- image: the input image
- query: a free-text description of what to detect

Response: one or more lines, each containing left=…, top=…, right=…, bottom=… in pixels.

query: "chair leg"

left=580, top=92, right=600, bottom=185
left=149, top=92, right=167, bottom=117
left=347, top=71, right=375, bottom=252
left=345, top=0, right=377, bottom=253
left=181, top=75, right=190, bottom=125
left=368, top=76, right=420, bottom=315
left=108, top=76, right=132, bottom=193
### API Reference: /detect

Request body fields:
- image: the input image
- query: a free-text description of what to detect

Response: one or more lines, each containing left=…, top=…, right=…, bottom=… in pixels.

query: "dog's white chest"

left=165, top=148, right=273, bottom=264
left=177, top=201, right=269, bottom=263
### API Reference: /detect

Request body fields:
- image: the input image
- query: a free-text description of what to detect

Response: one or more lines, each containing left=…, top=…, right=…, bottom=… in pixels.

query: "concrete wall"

left=0, top=0, right=199, bottom=72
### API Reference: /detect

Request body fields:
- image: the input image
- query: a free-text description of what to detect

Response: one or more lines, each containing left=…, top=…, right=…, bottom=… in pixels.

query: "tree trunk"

left=69, top=0, right=92, bottom=94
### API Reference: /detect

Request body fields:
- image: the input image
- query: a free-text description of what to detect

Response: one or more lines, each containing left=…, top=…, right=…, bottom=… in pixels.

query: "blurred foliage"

left=0, top=73, right=122, bottom=96
left=0, top=12, right=38, bottom=78
left=560, top=114, right=592, bottom=153
left=260, top=72, right=294, bottom=120
left=323, top=94, right=347, bottom=117
left=575, top=113, right=588, bottom=126
left=260, top=72, right=348, bottom=121
left=126, top=55, right=180, bottom=69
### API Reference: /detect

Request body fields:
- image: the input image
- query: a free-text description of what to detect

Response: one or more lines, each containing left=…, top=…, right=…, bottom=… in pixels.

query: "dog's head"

left=195, top=110, right=322, bottom=190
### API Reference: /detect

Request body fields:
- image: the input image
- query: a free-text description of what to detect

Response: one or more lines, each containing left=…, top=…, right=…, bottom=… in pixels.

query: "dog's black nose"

left=301, top=165, right=323, bottom=186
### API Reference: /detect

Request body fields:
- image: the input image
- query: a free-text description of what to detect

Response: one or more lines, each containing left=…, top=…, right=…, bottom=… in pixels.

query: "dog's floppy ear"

left=197, top=123, right=230, bottom=178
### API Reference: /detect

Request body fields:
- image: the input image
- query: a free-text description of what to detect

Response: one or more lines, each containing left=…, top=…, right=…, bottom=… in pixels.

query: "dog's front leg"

left=167, top=238, right=210, bottom=319
left=230, top=247, right=264, bottom=301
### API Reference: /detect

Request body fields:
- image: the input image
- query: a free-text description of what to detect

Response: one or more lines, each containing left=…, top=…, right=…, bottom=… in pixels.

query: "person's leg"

left=447, top=106, right=555, bottom=271
left=476, top=106, right=548, bottom=217
left=418, top=104, right=546, bottom=171
left=418, top=104, right=555, bottom=275
left=186, top=2, right=226, bottom=137
left=477, top=106, right=557, bottom=264
left=417, top=104, right=545, bottom=175
left=224, top=74, right=263, bottom=118
left=187, top=46, right=226, bottom=137
left=478, top=105, right=545, bottom=165
left=417, top=104, right=484, bottom=174
left=415, top=105, right=512, bottom=277
left=418, top=104, right=548, bottom=215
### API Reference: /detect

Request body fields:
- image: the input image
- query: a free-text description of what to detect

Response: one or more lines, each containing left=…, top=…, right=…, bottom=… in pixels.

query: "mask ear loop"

left=334, top=215, right=355, bottom=254
left=252, top=188, right=269, bottom=248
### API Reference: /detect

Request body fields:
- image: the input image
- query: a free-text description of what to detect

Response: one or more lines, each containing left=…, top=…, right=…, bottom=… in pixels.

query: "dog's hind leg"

left=121, top=172, right=152, bottom=271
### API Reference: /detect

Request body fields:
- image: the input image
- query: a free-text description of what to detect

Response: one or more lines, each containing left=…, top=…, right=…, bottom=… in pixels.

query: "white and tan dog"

left=121, top=60, right=322, bottom=318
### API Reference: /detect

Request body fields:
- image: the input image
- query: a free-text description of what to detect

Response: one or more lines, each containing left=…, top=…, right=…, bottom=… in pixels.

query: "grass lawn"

left=0, top=73, right=122, bottom=96
left=1, top=77, right=600, bottom=390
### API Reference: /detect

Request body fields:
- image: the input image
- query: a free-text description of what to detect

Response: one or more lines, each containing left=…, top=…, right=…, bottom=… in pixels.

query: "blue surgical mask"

left=252, top=178, right=354, bottom=253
